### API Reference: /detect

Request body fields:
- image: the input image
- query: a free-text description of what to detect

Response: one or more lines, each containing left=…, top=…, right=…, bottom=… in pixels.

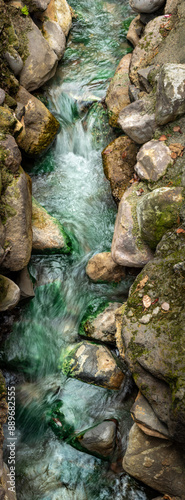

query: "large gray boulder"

left=155, top=64, right=185, bottom=126
left=123, top=424, right=185, bottom=499
left=42, top=20, right=66, bottom=59
left=118, top=99, right=156, bottom=144
left=60, top=341, right=125, bottom=390
left=135, top=140, right=173, bottom=182
left=137, top=187, right=184, bottom=249
left=16, top=86, right=60, bottom=156
left=111, top=183, right=153, bottom=267
left=1, top=168, right=32, bottom=272
left=19, top=18, right=58, bottom=92
left=129, top=0, right=165, bottom=13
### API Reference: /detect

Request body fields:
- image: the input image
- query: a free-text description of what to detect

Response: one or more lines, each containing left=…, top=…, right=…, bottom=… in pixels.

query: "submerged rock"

left=79, top=302, right=122, bottom=344
left=129, top=0, right=165, bottom=13
left=105, top=53, right=131, bottom=127
left=86, top=252, right=126, bottom=282
left=77, top=420, right=117, bottom=459
left=155, top=64, right=185, bottom=125
left=135, top=140, right=173, bottom=182
left=118, top=99, right=156, bottom=144
left=61, top=341, right=125, bottom=390
left=19, top=17, right=58, bottom=92
left=0, top=275, right=20, bottom=311
left=123, top=424, right=185, bottom=498
left=111, top=183, right=153, bottom=267
left=16, top=86, right=60, bottom=156
left=102, top=136, right=139, bottom=204
left=32, top=197, right=70, bottom=254
left=137, top=186, right=184, bottom=249
left=1, top=168, right=32, bottom=272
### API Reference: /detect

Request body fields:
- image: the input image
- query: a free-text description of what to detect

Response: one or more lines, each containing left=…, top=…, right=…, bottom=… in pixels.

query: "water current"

left=2, top=1, right=156, bottom=498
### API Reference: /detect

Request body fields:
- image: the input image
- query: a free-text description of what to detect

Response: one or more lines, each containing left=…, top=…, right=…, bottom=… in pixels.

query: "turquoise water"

left=2, top=1, right=155, bottom=498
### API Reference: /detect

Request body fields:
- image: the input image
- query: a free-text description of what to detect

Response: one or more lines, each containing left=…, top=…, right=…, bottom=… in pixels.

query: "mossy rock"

left=121, top=230, right=185, bottom=443
left=32, top=197, right=71, bottom=254
left=0, top=106, right=16, bottom=133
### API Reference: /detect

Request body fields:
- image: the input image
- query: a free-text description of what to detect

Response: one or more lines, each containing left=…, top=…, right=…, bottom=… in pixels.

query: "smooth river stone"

left=86, top=252, right=126, bottom=282
left=77, top=421, right=117, bottom=458
left=129, top=0, right=165, bottom=14
left=135, top=140, right=173, bottom=182
left=61, top=341, right=125, bottom=390
left=0, top=275, right=20, bottom=311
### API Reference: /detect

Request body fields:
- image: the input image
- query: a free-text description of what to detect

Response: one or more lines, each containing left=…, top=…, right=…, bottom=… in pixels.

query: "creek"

left=2, top=1, right=155, bottom=498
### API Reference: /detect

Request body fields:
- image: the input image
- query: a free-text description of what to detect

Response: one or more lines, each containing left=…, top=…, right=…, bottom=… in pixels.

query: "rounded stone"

left=129, top=0, right=165, bottom=14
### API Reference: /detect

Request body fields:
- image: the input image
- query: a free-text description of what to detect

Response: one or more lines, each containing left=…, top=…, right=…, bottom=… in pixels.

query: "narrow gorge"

left=0, top=0, right=185, bottom=499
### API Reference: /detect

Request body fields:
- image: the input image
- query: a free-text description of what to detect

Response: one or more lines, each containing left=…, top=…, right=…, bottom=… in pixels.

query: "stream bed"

left=2, top=1, right=156, bottom=498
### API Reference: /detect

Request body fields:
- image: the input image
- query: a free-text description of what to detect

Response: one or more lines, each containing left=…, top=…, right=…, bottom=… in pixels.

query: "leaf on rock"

left=133, top=275, right=148, bottom=294
left=173, top=125, right=182, bottom=133
left=142, top=295, right=152, bottom=309
left=159, top=135, right=167, bottom=141
left=176, top=228, right=185, bottom=234
left=169, top=143, right=184, bottom=157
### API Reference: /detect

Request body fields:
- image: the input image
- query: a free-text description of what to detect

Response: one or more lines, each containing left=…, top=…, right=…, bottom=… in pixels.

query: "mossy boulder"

left=111, top=183, right=154, bottom=267
left=1, top=167, right=32, bottom=272
left=16, top=86, right=60, bottom=156
left=0, top=107, right=16, bottom=134
left=79, top=302, right=122, bottom=344
left=129, top=15, right=167, bottom=87
left=121, top=230, right=185, bottom=442
left=137, top=186, right=184, bottom=249
left=32, top=197, right=71, bottom=253
left=105, top=53, right=131, bottom=127
left=0, top=274, right=20, bottom=311
left=60, top=341, right=125, bottom=390
left=102, top=136, right=139, bottom=204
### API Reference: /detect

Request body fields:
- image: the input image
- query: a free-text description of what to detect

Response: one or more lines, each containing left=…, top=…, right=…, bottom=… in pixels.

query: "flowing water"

left=2, top=1, right=155, bottom=498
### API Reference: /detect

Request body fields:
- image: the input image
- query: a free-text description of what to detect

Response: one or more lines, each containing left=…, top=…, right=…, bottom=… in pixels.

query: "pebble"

left=161, top=302, right=170, bottom=311
left=140, top=314, right=152, bottom=324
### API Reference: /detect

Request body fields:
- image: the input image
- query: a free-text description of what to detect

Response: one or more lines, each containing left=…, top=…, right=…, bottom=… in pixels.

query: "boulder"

left=129, top=16, right=167, bottom=87
left=102, top=136, right=139, bottom=204
left=137, top=187, right=183, bottom=249
left=0, top=107, right=16, bottom=134
left=164, top=0, right=178, bottom=15
left=0, top=134, right=22, bottom=174
left=131, top=392, right=170, bottom=439
left=42, top=20, right=66, bottom=59
left=134, top=140, right=173, bottom=182
left=105, top=53, right=131, bottom=127
left=86, top=252, right=126, bottom=282
left=121, top=230, right=185, bottom=441
left=118, top=99, right=156, bottom=144
left=111, top=183, right=154, bottom=267
left=77, top=420, right=117, bottom=458
left=126, top=15, right=143, bottom=47
left=123, top=424, right=185, bottom=498
left=0, top=275, right=20, bottom=311
left=1, top=168, right=32, bottom=272
left=129, top=0, right=165, bottom=14
left=61, top=342, right=125, bottom=390
left=19, top=18, right=58, bottom=92
left=39, top=0, right=72, bottom=37
left=32, top=197, right=70, bottom=253
left=16, top=86, right=60, bottom=156
left=79, top=302, right=122, bottom=344
left=155, top=64, right=185, bottom=126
